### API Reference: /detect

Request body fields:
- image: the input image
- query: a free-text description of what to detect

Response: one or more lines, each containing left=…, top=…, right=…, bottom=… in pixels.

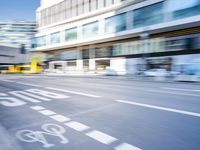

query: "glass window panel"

left=105, top=13, right=127, bottom=34
left=51, top=32, right=60, bottom=44
left=65, top=27, right=78, bottom=41
left=167, top=0, right=200, bottom=20
left=82, top=21, right=99, bottom=38
left=133, top=2, right=164, bottom=28
left=36, top=36, right=46, bottom=47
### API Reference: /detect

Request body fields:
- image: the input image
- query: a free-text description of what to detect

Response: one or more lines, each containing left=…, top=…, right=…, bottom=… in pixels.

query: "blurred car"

left=144, top=69, right=168, bottom=77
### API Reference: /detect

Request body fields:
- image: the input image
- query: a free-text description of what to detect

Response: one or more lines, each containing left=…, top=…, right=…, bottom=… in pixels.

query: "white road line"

left=0, top=93, right=7, bottom=96
left=116, top=100, right=200, bottom=118
left=30, top=106, right=46, bottom=111
left=1, top=80, right=16, bottom=82
left=161, top=87, right=200, bottom=92
left=147, top=89, right=200, bottom=97
left=39, top=110, right=56, bottom=116
left=45, top=87, right=101, bottom=98
left=65, top=121, right=90, bottom=131
left=86, top=130, right=117, bottom=145
left=15, top=82, right=42, bottom=88
left=115, top=143, right=142, bottom=150
left=50, top=115, right=71, bottom=122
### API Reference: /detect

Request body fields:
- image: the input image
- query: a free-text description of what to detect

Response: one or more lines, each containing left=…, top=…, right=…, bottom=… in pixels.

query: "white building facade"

left=33, top=0, right=200, bottom=76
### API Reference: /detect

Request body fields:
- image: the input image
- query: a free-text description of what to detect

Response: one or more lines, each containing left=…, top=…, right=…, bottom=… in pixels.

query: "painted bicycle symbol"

left=16, top=123, right=68, bottom=148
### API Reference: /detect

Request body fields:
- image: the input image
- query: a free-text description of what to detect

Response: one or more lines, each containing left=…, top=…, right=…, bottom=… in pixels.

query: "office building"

left=32, top=0, right=200, bottom=76
left=0, top=21, right=37, bottom=50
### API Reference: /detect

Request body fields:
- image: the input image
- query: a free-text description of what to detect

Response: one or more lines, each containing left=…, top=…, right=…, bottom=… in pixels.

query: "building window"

left=51, top=32, right=60, bottom=44
left=65, top=27, right=78, bottom=41
left=133, top=2, right=164, bottom=28
left=82, top=21, right=99, bottom=38
left=166, top=0, right=200, bottom=20
left=82, top=49, right=90, bottom=59
left=36, top=36, right=46, bottom=47
left=105, top=13, right=127, bottom=34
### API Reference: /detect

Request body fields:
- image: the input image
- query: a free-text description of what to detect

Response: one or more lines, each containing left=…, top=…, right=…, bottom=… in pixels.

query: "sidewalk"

left=41, top=72, right=200, bottom=84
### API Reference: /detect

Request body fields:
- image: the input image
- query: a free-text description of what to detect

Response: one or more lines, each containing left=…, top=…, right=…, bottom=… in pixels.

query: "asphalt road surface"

left=0, top=74, right=200, bottom=150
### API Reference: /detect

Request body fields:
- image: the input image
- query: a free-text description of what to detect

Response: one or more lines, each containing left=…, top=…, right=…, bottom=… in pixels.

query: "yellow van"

left=19, top=62, right=42, bottom=74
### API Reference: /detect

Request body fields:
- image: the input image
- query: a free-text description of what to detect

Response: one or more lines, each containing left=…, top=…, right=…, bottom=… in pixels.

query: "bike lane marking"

left=86, top=130, right=117, bottom=145
left=16, top=123, right=69, bottom=149
left=115, top=143, right=142, bottom=150
left=64, top=121, right=90, bottom=132
left=30, top=105, right=143, bottom=150
left=50, top=115, right=71, bottom=122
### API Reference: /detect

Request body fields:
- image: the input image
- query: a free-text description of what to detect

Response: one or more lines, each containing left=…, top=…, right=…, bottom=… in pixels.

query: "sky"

left=0, top=0, right=40, bottom=22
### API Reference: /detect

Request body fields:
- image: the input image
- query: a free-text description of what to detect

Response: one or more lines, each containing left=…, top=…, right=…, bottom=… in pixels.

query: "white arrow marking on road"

left=116, top=100, right=200, bottom=117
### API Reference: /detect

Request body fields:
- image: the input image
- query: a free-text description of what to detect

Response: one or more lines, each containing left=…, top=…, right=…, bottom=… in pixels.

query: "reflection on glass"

left=36, top=36, right=46, bottom=47
left=51, top=32, right=60, bottom=44
left=133, top=2, right=164, bottom=28
left=65, top=27, right=77, bottom=41
left=105, top=13, right=127, bottom=34
left=82, top=21, right=99, bottom=38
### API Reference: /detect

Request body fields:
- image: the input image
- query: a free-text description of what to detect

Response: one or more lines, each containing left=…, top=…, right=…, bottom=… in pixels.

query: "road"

left=0, top=74, right=200, bottom=150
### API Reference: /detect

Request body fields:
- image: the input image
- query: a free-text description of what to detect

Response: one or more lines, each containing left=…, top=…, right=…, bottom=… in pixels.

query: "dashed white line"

left=86, top=130, right=117, bottom=145
left=116, top=100, right=200, bottom=117
left=1, top=80, right=16, bottom=82
left=46, top=87, right=101, bottom=98
left=15, top=82, right=42, bottom=88
left=115, top=143, right=142, bottom=150
left=147, top=89, right=200, bottom=97
left=39, top=110, right=56, bottom=116
left=65, top=121, right=90, bottom=132
left=50, top=114, right=71, bottom=122
left=161, top=87, right=200, bottom=92
left=30, top=105, right=142, bottom=149
left=30, top=106, right=46, bottom=111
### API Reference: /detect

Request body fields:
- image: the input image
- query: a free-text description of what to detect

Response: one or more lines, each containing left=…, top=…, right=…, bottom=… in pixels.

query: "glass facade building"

left=33, top=0, right=200, bottom=76
left=0, top=21, right=37, bottom=49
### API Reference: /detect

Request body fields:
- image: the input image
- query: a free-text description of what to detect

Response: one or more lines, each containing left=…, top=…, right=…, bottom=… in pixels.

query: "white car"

left=144, top=69, right=168, bottom=77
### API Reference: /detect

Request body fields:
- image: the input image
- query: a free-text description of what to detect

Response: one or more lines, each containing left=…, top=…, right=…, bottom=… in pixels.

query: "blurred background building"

left=0, top=21, right=37, bottom=65
left=0, top=21, right=37, bottom=50
left=32, top=0, right=200, bottom=80
left=0, top=45, right=26, bottom=65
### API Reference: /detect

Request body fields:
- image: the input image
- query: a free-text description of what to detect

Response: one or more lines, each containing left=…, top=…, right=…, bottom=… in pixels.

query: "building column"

left=60, top=30, right=65, bottom=43
left=89, top=45, right=96, bottom=71
left=99, top=18, right=105, bottom=36
left=76, top=47, right=83, bottom=72
left=49, top=62, right=54, bottom=72
left=62, top=61, right=67, bottom=72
